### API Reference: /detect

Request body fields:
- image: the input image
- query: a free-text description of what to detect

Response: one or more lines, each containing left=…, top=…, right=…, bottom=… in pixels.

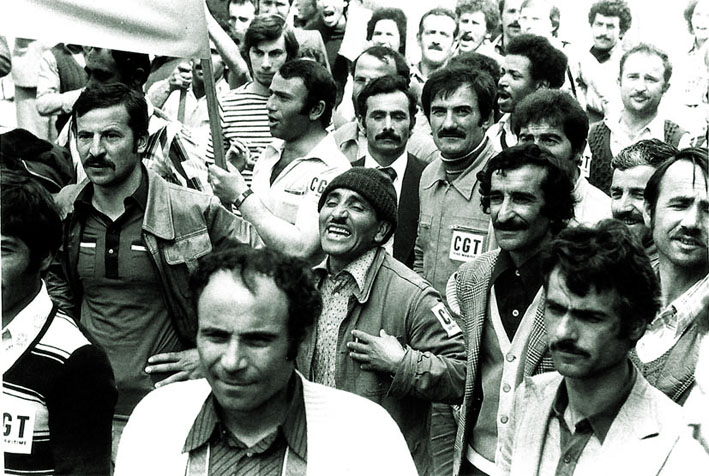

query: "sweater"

left=114, top=374, right=418, bottom=476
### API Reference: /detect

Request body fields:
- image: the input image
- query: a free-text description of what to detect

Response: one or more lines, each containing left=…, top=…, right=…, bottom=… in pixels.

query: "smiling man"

left=449, top=143, right=575, bottom=476
left=299, top=167, right=466, bottom=475
left=631, top=148, right=709, bottom=405
left=587, top=43, right=691, bottom=194
left=115, top=244, right=418, bottom=475
left=498, top=220, right=706, bottom=475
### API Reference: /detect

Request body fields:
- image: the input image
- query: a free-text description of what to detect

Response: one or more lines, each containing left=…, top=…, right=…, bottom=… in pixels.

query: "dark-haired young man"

left=487, top=33, right=568, bottom=153
left=498, top=220, right=707, bottom=475
left=454, top=0, right=500, bottom=57
left=47, top=83, right=246, bottom=458
left=450, top=143, right=576, bottom=476
left=210, top=59, right=350, bottom=262
left=2, top=169, right=116, bottom=476
left=301, top=168, right=466, bottom=475
left=632, top=148, right=709, bottom=404
left=115, top=243, right=418, bottom=475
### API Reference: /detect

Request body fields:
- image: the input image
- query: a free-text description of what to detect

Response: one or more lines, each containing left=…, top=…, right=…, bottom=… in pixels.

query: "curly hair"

left=366, top=8, right=408, bottom=55
left=611, top=139, right=678, bottom=171
left=455, top=0, right=500, bottom=35
left=190, top=240, right=322, bottom=360
left=588, top=0, right=632, bottom=34
left=643, top=147, right=709, bottom=220
left=505, top=34, right=568, bottom=89
left=421, top=65, right=496, bottom=123
left=477, top=143, right=576, bottom=234
left=510, top=89, right=589, bottom=157
left=542, top=219, right=660, bottom=342
left=1, top=168, right=62, bottom=271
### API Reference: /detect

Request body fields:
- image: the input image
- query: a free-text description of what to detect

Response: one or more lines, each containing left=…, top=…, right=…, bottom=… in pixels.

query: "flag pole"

left=201, top=56, right=226, bottom=170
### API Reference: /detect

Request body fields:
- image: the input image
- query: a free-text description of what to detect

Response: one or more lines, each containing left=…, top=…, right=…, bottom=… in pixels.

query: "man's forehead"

left=432, top=84, right=476, bottom=106
left=521, top=120, right=565, bottom=137
left=491, top=164, right=546, bottom=189
left=659, top=160, right=709, bottom=194
left=503, top=54, right=532, bottom=73
left=254, top=35, right=287, bottom=52
left=355, top=54, right=396, bottom=76
left=367, top=90, right=409, bottom=109
left=76, top=104, right=131, bottom=128
left=422, top=14, right=457, bottom=34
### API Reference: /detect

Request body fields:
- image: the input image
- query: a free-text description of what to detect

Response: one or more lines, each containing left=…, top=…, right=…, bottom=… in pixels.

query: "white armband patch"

left=431, top=302, right=462, bottom=337
left=3, top=400, right=36, bottom=454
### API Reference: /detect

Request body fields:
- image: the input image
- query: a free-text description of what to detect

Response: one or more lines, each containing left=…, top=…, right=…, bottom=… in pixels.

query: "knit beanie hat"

left=318, top=167, right=398, bottom=239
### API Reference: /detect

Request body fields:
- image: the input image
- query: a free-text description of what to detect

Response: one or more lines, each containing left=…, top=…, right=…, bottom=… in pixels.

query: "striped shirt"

left=206, top=83, right=272, bottom=187
left=183, top=374, right=307, bottom=476
left=2, top=284, right=116, bottom=475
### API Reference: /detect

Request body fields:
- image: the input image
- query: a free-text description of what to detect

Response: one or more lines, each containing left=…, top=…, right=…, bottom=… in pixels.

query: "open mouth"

left=326, top=224, right=351, bottom=238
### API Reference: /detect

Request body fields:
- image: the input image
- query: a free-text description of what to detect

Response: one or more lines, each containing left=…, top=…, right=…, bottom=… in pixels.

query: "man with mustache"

left=350, top=75, right=425, bottom=268
left=575, top=0, right=633, bottom=123
left=46, top=83, right=247, bottom=461
left=486, top=34, right=568, bottom=153
left=449, top=143, right=576, bottom=476
left=301, top=167, right=466, bottom=475
left=513, top=89, right=611, bottom=225
left=498, top=220, right=707, bottom=475
left=410, top=8, right=458, bottom=99
left=587, top=43, right=691, bottom=194
left=488, top=0, right=523, bottom=57
left=610, top=138, right=678, bottom=267
left=631, top=148, right=709, bottom=405
left=454, top=0, right=500, bottom=59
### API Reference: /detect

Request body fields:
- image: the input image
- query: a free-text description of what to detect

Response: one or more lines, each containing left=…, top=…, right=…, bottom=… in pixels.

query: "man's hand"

left=145, top=348, right=203, bottom=388
left=225, top=139, right=251, bottom=172
left=347, top=329, right=406, bottom=375
left=168, top=61, right=193, bottom=92
left=208, top=162, right=248, bottom=206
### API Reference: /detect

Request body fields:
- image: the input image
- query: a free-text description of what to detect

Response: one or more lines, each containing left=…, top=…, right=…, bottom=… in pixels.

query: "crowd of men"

left=1, top=0, right=708, bottom=475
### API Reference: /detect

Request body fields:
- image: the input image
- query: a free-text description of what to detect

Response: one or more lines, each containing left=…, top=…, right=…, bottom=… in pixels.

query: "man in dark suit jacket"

left=352, top=74, right=425, bottom=268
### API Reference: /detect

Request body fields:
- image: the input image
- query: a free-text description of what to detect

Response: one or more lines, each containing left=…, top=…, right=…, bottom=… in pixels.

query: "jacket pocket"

left=162, top=229, right=212, bottom=273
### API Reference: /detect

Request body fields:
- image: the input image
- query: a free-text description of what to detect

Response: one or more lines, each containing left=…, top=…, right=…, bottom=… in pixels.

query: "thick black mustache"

left=375, top=131, right=401, bottom=142
left=508, top=21, right=520, bottom=29
left=613, top=210, right=644, bottom=223
left=550, top=340, right=590, bottom=357
left=595, top=35, right=612, bottom=41
left=428, top=44, right=443, bottom=51
left=84, top=155, right=115, bottom=169
left=493, top=219, right=526, bottom=232
left=672, top=226, right=705, bottom=241
left=438, top=128, right=465, bottom=139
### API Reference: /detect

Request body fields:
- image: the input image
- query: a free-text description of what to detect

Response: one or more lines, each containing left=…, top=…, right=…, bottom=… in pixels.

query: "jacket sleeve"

left=47, top=345, right=117, bottom=476
left=204, top=195, right=259, bottom=248
left=45, top=248, right=78, bottom=319
left=389, top=285, right=466, bottom=404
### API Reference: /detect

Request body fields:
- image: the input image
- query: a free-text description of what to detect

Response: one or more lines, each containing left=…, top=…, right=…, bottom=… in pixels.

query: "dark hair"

left=684, top=0, right=701, bottom=34
left=357, top=75, right=417, bottom=121
left=611, top=139, right=678, bottom=171
left=542, top=219, right=660, bottom=342
left=478, top=143, right=575, bottom=233
left=505, top=34, right=568, bottom=89
left=421, top=65, right=496, bottom=122
left=418, top=7, right=458, bottom=38
left=620, top=43, right=672, bottom=84
left=242, top=14, right=300, bottom=73
left=456, top=0, right=500, bottom=35
left=511, top=89, right=589, bottom=157
left=103, top=49, right=151, bottom=87
left=1, top=168, right=62, bottom=271
left=448, top=51, right=501, bottom=85
left=352, top=46, right=410, bottom=85
left=644, top=147, right=709, bottom=220
left=366, top=8, right=408, bottom=55
left=278, top=59, right=336, bottom=127
left=588, top=0, right=633, bottom=34
left=190, top=241, right=322, bottom=359
left=72, top=83, right=149, bottom=143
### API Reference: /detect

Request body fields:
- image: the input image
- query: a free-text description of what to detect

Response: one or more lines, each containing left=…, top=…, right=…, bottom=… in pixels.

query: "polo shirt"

left=183, top=374, right=307, bottom=476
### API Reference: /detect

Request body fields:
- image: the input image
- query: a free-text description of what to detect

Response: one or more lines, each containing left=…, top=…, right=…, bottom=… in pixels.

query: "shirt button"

left=506, top=354, right=516, bottom=362
left=500, top=416, right=509, bottom=424
left=512, top=309, right=520, bottom=317
left=108, top=248, right=115, bottom=255
left=503, top=383, right=511, bottom=392
left=563, top=455, right=571, bottom=464
left=514, top=270, right=520, bottom=277
left=246, top=452, right=253, bottom=458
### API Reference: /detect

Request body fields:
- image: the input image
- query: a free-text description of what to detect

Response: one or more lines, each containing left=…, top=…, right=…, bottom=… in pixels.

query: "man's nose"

left=220, top=339, right=249, bottom=372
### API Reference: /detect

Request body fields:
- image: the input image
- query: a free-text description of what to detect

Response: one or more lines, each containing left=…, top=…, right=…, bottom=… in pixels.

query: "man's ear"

left=374, top=221, right=392, bottom=244
left=38, top=253, right=53, bottom=274
left=661, top=80, right=670, bottom=94
left=309, top=100, right=326, bottom=122
left=358, top=113, right=367, bottom=134
left=135, top=134, right=148, bottom=154
left=535, top=79, right=550, bottom=90
left=643, top=202, right=653, bottom=228
left=481, top=111, right=494, bottom=132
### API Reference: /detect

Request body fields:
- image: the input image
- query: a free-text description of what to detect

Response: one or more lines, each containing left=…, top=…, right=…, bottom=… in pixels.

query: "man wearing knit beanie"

left=298, top=167, right=467, bottom=475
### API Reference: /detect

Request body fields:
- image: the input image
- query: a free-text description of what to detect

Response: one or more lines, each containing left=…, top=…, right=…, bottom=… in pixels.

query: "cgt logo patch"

left=3, top=403, right=36, bottom=454
left=431, top=302, right=462, bottom=337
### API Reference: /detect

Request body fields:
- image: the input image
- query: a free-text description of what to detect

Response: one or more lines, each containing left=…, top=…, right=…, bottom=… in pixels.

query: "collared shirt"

left=58, top=102, right=209, bottom=191
left=363, top=152, right=407, bottom=256
left=251, top=134, right=350, bottom=242
left=541, top=364, right=636, bottom=476
left=572, top=173, right=611, bottom=225
left=311, top=248, right=378, bottom=387
left=635, top=275, right=709, bottom=363
left=486, top=114, right=516, bottom=154
left=183, top=374, right=307, bottom=476
left=490, top=250, right=544, bottom=341
left=607, top=113, right=692, bottom=158
left=2, top=282, right=53, bottom=374
left=75, top=168, right=182, bottom=416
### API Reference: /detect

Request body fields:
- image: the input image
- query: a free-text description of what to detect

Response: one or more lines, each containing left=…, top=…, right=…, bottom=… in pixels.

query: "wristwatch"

left=233, top=188, right=253, bottom=209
